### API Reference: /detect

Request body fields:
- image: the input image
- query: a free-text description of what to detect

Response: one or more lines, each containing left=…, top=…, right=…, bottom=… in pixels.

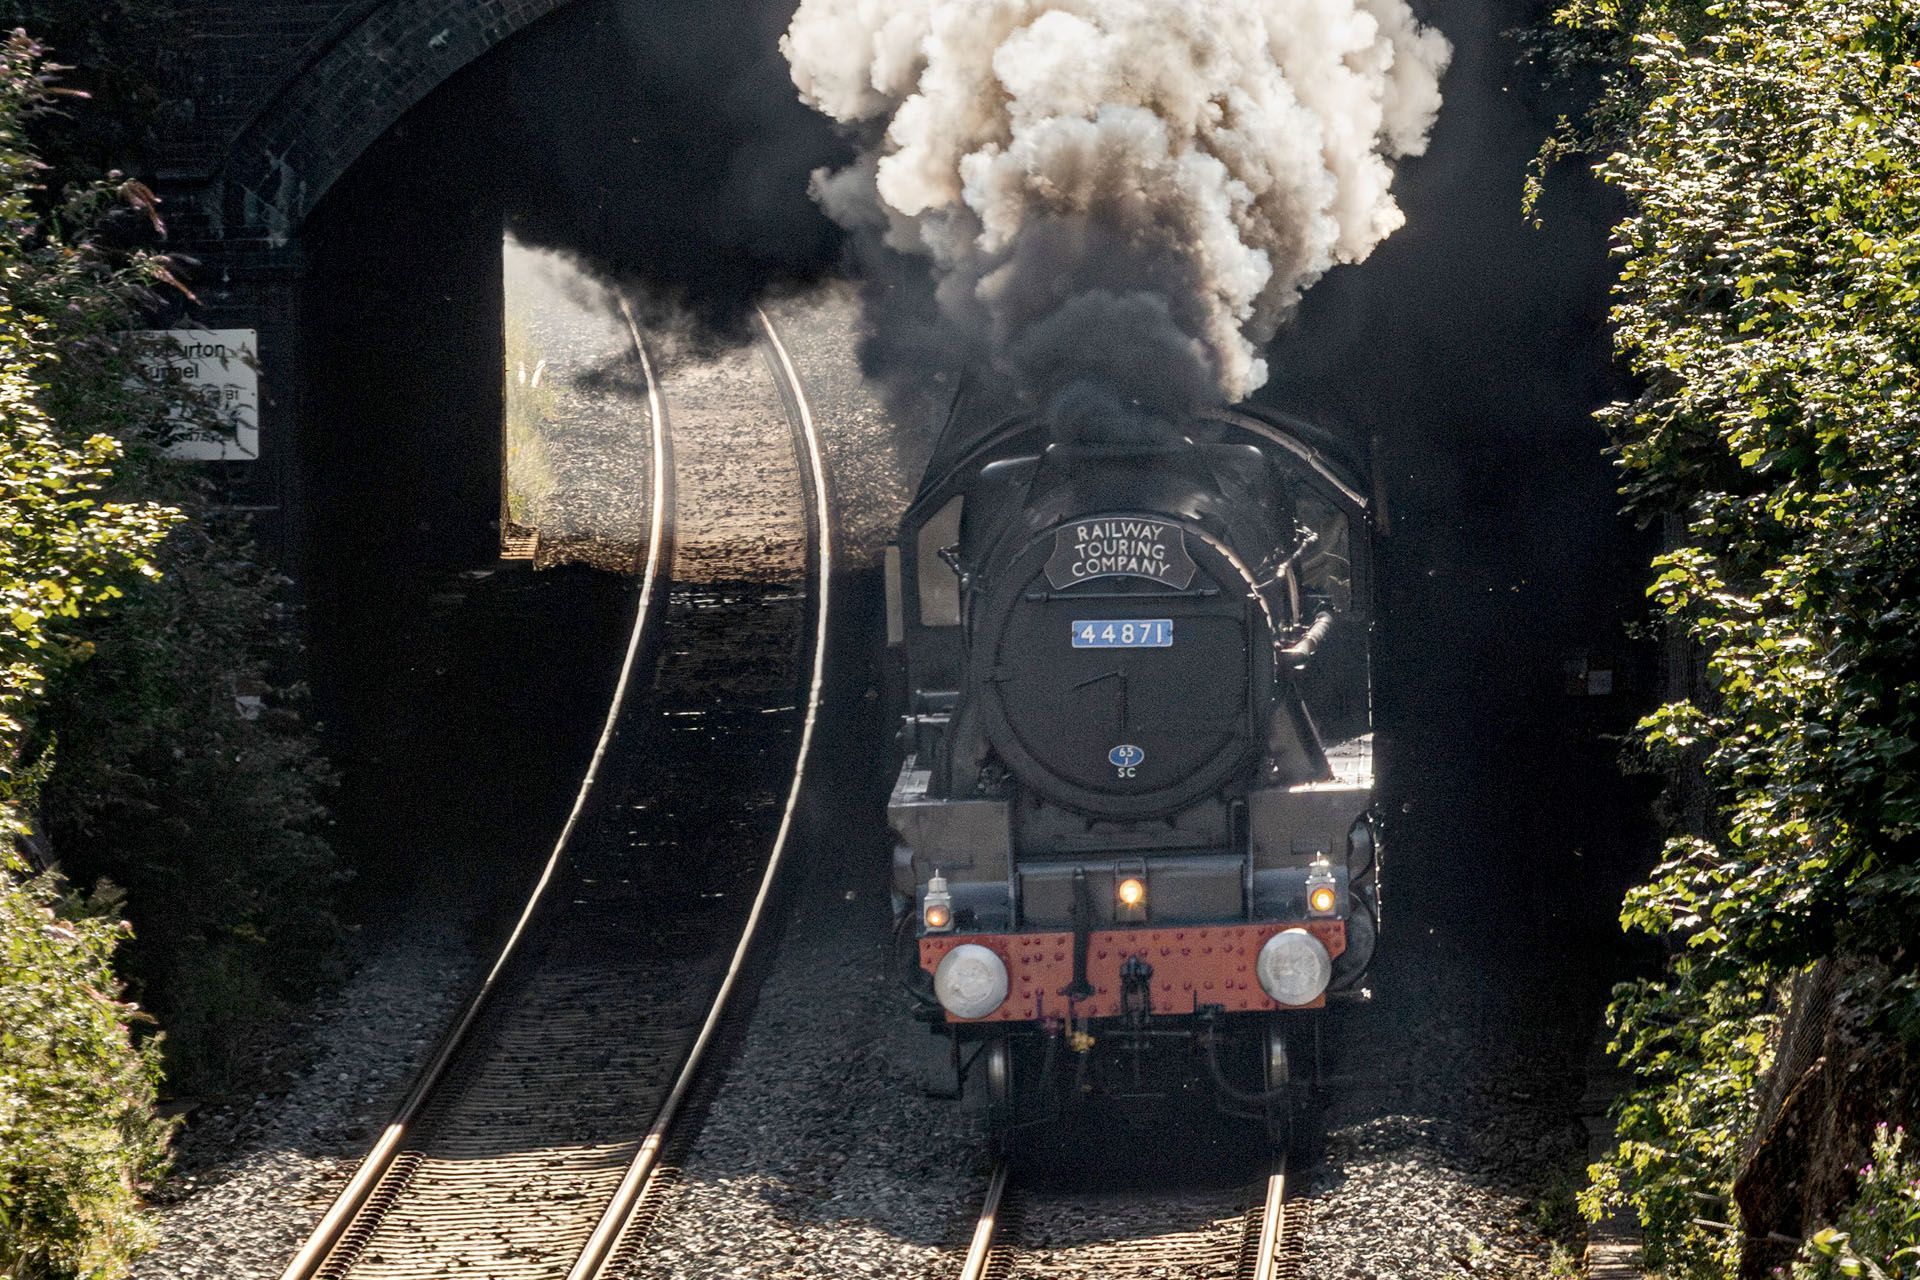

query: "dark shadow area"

left=1255, top=0, right=1658, bottom=966
left=294, top=0, right=849, bottom=917
left=1244, top=0, right=1660, bottom=1247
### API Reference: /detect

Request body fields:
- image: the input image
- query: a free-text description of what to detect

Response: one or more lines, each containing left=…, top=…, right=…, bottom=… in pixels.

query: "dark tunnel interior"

left=297, top=0, right=851, bottom=916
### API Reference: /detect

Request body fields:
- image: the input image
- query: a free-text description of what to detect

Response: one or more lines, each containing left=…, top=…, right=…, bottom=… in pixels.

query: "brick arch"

left=208, top=0, right=581, bottom=241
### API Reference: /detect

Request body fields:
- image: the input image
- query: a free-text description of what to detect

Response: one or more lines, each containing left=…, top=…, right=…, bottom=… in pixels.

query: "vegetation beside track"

left=504, top=307, right=559, bottom=532
left=1535, top=0, right=1920, bottom=1274
left=2, top=28, right=340, bottom=1275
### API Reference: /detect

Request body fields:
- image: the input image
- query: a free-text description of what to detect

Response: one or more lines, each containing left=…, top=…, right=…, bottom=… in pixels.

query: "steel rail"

left=955, top=1161, right=1011, bottom=1280
left=953, top=1152, right=1291, bottom=1280
left=278, top=310, right=674, bottom=1280
left=1248, top=1154, right=1290, bottom=1280
left=565, top=305, right=834, bottom=1279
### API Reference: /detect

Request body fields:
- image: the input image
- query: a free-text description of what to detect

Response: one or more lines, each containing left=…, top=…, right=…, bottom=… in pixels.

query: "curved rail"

left=566, top=305, right=834, bottom=1278
left=278, top=311, right=675, bottom=1280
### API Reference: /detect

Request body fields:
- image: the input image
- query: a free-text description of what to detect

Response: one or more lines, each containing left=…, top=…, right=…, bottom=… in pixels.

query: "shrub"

left=4, top=18, right=346, bottom=1269
left=1795, top=1126, right=1920, bottom=1280
left=31, top=497, right=344, bottom=1097
left=0, top=29, right=175, bottom=1275
left=0, top=15, right=343, bottom=1097
left=1536, top=0, right=1920, bottom=1270
left=0, top=844, right=172, bottom=1279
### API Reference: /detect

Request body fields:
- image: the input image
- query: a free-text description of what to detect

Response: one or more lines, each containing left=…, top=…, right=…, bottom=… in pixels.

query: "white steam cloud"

left=783, top=0, right=1450, bottom=414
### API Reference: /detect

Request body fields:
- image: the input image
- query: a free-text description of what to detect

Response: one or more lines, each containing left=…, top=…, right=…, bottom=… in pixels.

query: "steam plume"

left=783, top=0, right=1450, bottom=416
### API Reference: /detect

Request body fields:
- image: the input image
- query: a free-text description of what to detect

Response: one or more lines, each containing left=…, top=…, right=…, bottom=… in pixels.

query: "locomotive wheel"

left=985, top=1038, right=1016, bottom=1153
left=1273, top=1018, right=1329, bottom=1163
left=1262, top=1023, right=1292, bottom=1150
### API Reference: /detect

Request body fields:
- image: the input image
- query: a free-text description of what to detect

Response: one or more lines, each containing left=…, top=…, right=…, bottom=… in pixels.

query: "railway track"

left=281, top=307, right=832, bottom=1280
left=957, top=1154, right=1305, bottom=1280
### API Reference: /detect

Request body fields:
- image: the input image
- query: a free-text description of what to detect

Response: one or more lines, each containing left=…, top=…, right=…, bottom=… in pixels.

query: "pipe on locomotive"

left=1282, top=610, right=1337, bottom=664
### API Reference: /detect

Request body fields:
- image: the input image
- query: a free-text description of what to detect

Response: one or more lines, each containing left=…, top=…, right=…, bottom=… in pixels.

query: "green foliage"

left=0, top=844, right=173, bottom=1280
left=0, top=30, right=173, bottom=1278
left=3, top=19, right=346, bottom=1270
left=1581, top=964, right=1772, bottom=1274
left=503, top=307, right=557, bottom=529
left=0, top=45, right=176, bottom=767
left=0, top=29, right=344, bottom=1095
left=1794, top=1126, right=1920, bottom=1280
left=32, top=505, right=344, bottom=1095
left=1539, top=0, right=1920, bottom=1270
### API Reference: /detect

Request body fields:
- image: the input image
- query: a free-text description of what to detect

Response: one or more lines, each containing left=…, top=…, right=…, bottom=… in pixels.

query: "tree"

left=1, top=29, right=175, bottom=1276
left=1539, top=0, right=1920, bottom=1273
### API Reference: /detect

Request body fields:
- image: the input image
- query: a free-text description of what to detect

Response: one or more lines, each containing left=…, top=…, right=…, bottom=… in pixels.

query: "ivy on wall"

left=1538, top=0, right=1920, bottom=1273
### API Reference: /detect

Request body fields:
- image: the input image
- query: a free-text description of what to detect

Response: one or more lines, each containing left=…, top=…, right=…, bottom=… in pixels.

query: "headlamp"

left=1306, top=857, right=1338, bottom=917
left=923, top=870, right=954, bottom=933
left=1113, top=860, right=1148, bottom=922
left=933, top=943, right=1009, bottom=1019
left=1256, top=928, right=1332, bottom=1006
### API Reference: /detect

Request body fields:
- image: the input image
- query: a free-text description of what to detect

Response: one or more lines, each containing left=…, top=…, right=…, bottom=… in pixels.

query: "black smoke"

left=469, top=0, right=851, bottom=338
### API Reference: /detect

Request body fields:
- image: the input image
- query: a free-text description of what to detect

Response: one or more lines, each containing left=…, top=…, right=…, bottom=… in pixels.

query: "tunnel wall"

left=157, top=0, right=581, bottom=224
left=146, top=0, right=590, bottom=571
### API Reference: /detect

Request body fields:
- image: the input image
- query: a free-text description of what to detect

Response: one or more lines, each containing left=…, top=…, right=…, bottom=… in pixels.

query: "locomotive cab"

left=884, top=408, right=1377, bottom=1146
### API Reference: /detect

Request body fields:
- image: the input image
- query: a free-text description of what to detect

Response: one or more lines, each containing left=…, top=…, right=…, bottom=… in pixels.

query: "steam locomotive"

left=884, top=406, right=1378, bottom=1146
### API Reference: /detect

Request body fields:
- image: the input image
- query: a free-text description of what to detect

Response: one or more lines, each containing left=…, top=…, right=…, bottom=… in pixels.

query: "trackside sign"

left=1045, top=517, right=1197, bottom=591
left=132, top=328, right=260, bottom=461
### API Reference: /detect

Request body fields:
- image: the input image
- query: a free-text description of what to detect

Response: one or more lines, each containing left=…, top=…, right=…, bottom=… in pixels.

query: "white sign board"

left=133, top=328, right=260, bottom=461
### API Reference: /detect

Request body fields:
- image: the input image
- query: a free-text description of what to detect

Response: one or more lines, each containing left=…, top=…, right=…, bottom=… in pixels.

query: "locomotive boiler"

left=884, top=405, right=1379, bottom=1146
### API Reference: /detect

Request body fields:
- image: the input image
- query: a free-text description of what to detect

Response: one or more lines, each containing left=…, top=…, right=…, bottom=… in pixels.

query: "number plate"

left=1071, top=619, right=1173, bottom=648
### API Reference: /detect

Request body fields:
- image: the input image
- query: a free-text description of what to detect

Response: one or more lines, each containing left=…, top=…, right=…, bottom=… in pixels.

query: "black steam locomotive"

left=884, top=405, right=1379, bottom=1145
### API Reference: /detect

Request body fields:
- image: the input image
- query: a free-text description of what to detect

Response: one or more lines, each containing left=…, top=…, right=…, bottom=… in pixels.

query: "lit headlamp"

left=1306, top=857, right=1338, bottom=918
left=1115, top=865, right=1148, bottom=922
left=923, top=870, right=954, bottom=933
